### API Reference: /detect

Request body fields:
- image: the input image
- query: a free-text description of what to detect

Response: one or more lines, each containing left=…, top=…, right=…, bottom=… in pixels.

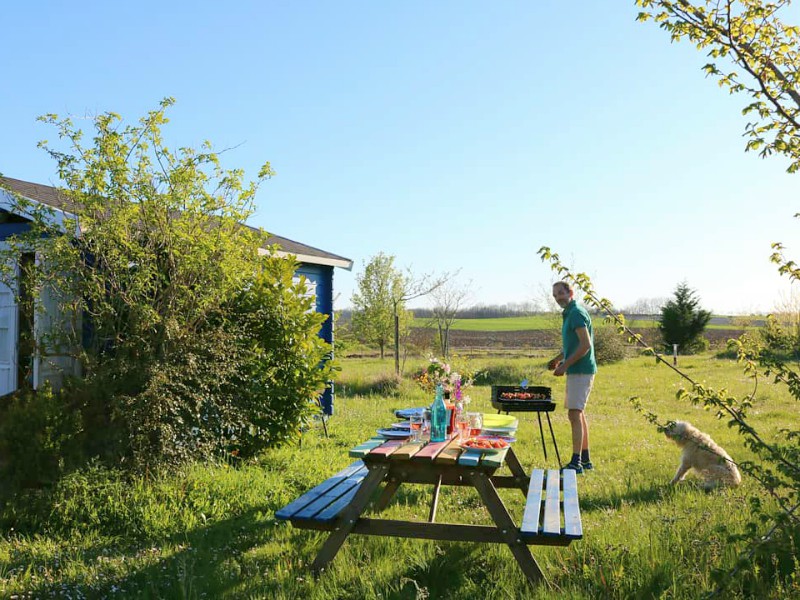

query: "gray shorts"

left=565, top=374, right=594, bottom=410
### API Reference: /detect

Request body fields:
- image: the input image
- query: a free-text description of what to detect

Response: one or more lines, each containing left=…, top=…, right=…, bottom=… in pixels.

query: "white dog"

left=664, top=421, right=742, bottom=489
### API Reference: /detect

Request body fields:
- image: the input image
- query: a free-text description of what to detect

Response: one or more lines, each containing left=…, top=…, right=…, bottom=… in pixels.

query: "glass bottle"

left=452, top=379, right=462, bottom=435
left=431, top=384, right=447, bottom=442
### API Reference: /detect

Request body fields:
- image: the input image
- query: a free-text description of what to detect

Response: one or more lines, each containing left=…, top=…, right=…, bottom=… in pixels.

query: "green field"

left=1, top=353, right=796, bottom=598
left=445, top=316, right=749, bottom=331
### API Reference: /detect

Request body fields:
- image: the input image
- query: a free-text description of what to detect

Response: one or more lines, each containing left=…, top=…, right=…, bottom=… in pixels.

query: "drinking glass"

left=421, top=409, right=432, bottom=442
left=456, top=411, right=470, bottom=443
left=468, top=412, right=483, bottom=437
left=410, top=412, right=423, bottom=442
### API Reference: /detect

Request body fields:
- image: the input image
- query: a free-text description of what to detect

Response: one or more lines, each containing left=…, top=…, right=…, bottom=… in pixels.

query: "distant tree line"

left=340, top=301, right=540, bottom=322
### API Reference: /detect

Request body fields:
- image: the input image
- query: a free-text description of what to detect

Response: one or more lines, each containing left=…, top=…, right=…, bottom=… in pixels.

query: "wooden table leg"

left=375, top=478, right=401, bottom=512
left=310, top=464, right=388, bottom=574
left=504, top=447, right=531, bottom=499
left=471, top=471, right=546, bottom=586
left=429, top=474, right=443, bottom=522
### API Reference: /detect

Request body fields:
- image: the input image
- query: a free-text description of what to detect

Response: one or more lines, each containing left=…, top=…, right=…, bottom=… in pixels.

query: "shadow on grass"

left=580, top=481, right=671, bottom=512
left=5, top=505, right=285, bottom=598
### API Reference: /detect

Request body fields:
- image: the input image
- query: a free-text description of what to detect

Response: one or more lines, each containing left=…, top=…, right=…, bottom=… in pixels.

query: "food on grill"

left=498, top=391, right=549, bottom=400
left=491, top=385, right=555, bottom=412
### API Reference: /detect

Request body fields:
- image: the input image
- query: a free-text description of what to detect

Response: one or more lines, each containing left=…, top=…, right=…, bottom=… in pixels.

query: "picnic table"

left=275, top=425, right=583, bottom=586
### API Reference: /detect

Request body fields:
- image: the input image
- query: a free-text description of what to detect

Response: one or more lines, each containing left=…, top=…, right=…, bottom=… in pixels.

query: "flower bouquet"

left=414, top=356, right=473, bottom=397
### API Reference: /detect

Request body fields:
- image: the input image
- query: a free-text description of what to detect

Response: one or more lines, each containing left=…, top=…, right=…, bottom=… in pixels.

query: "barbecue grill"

left=491, top=385, right=561, bottom=466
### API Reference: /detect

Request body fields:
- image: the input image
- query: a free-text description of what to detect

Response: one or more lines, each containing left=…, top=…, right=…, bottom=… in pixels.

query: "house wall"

left=0, top=222, right=81, bottom=395
left=0, top=221, right=31, bottom=240
left=295, top=263, right=335, bottom=415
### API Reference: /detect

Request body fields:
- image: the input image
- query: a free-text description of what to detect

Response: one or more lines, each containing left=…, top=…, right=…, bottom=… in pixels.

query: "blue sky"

left=3, top=1, right=799, bottom=314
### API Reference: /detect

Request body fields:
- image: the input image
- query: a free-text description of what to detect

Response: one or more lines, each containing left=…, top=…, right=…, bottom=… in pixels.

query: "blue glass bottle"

left=431, top=384, right=447, bottom=442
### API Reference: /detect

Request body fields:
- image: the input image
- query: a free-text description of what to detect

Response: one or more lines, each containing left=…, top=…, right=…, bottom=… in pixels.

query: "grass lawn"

left=0, top=353, right=797, bottom=598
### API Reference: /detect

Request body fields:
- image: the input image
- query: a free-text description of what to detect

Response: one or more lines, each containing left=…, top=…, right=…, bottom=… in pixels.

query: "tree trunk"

left=394, top=312, right=400, bottom=376
left=379, top=341, right=385, bottom=359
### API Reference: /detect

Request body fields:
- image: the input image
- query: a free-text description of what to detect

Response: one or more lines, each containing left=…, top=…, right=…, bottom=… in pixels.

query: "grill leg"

left=546, top=413, right=562, bottom=467
left=536, top=412, right=548, bottom=460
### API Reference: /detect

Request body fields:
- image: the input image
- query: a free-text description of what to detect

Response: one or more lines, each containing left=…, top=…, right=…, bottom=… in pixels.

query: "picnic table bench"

left=275, top=434, right=583, bottom=585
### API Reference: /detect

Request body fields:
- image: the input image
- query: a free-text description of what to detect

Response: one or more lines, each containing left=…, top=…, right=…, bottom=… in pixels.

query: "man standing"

left=547, top=281, right=596, bottom=473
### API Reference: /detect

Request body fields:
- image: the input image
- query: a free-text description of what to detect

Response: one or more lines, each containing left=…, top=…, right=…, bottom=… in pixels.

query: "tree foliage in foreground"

left=637, top=0, right=800, bottom=172
left=0, top=99, right=332, bottom=479
left=622, top=1, right=800, bottom=593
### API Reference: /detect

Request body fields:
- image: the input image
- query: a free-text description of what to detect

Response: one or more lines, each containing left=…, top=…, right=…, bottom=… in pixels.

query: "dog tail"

left=729, top=462, right=742, bottom=487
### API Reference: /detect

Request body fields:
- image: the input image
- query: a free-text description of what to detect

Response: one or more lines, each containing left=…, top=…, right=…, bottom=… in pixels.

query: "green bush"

left=222, top=256, right=334, bottom=456
left=686, top=335, right=710, bottom=354
left=593, top=326, right=627, bottom=364
left=759, top=315, right=800, bottom=358
left=76, top=255, right=334, bottom=469
left=472, top=363, right=532, bottom=386
left=0, top=386, right=82, bottom=489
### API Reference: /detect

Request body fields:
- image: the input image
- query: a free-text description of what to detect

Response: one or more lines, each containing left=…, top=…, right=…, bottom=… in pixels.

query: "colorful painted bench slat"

left=349, top=438, right=387, bottom=458
left=411, top=439, right=452, bottom=460
left=390, top=441, right=426, bottom=460
left=369, top=439, right=406, bottom=457
left=520, top=468, right=545, bottom=534
left=520, top=468, right=583, bottom=541
left=542, top=469, right=562, bottom=535
left=561, top=469, right=583, bottom=539
left=478, top=447, right=509, bottom=469
left=457, top=448, right=482, bottom=467
left=433, top=438, right=464, bottom=464
left=275, top=461, right=367, bottom=522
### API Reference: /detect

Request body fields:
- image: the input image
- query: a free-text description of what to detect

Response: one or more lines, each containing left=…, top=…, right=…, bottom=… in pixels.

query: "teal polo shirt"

left=562, top=300, right=597, bottom=375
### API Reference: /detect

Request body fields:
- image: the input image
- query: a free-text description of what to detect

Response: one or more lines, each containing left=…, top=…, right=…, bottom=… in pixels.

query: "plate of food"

left=460, top=437, right=510, bottom=453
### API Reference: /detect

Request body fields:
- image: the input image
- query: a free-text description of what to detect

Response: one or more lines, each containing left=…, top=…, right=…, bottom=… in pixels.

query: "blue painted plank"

left=562, top=469, right=583, bottom=539
left=479, top=447, right=509, bottom=469
left=541, top=469, right=562, bottom=536
left=275, top=461, right=365, bottom=520
left=520, top=469, right=545, bottom=537
left=292, top=465, right=368, bottom=520
left=457, top=449, right=482, bottom=467
left=315, top=481, right=363, bottom=522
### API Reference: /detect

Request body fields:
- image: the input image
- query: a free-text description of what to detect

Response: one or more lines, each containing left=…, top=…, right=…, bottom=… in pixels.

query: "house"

left=0, top=176, right=352, bottom=415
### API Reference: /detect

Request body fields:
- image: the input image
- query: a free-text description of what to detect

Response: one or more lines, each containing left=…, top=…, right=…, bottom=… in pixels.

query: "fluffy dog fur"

left=664, top=421, right=742, bottom=489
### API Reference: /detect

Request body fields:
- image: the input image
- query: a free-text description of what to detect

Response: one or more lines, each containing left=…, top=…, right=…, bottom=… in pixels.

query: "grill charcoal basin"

left=491, top=385, right=555, bottom=412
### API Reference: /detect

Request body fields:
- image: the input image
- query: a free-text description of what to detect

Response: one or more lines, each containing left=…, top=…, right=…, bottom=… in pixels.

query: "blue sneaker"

left=582, top=460, right=594, bottom=471
left=561, top=459, right=584, bottom=474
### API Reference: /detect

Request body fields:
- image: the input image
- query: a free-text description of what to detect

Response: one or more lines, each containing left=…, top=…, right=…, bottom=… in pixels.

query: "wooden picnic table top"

left=350, top=432, right=512, bottom=471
